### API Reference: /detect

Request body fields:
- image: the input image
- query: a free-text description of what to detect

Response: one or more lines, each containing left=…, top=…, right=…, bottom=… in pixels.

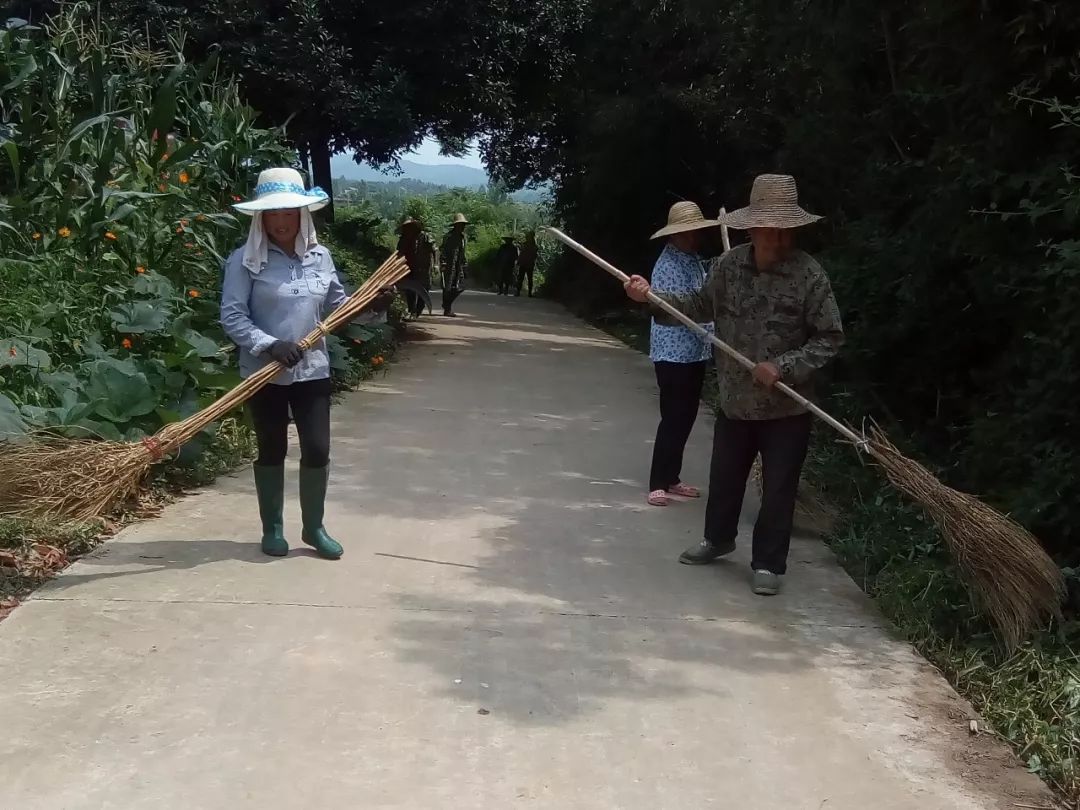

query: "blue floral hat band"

left=253, top=181, right=328, bottom=199
left=233, top=168, right=330, bottom=214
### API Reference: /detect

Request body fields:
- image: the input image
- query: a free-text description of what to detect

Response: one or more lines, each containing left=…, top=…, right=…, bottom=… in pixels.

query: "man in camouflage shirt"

left=626, top=175, right=843, bottom=596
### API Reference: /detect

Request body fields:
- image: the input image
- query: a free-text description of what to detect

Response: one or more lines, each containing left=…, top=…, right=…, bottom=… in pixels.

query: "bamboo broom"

left=544, top=226, right=1064, bottom=650
left=0, top=253, right=410, bottom=524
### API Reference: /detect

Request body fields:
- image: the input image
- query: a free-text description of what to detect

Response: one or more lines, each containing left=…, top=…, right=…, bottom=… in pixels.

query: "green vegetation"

left=0, top=8, right=388, bottom=450
left=1, top=8, right=283, bottom=448
left=809, top=440, right=1080, bottom=798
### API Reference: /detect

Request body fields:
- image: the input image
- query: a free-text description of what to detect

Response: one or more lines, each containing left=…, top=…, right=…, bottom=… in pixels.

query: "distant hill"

left=330, top=155, right=488, bottom=188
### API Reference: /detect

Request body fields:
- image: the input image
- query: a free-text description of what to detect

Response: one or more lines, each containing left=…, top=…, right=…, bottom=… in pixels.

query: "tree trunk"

left=309, top=136, right=334, bottom=223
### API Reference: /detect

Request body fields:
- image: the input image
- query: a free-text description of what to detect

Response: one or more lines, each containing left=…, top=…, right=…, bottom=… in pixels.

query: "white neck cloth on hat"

left=241, top=209, right=319, bottom=273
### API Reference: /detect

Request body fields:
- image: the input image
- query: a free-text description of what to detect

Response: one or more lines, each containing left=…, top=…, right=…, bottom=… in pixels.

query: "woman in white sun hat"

left=221, top=167, right=392, bottom=560
left=645, top=201, right=721, bottom=508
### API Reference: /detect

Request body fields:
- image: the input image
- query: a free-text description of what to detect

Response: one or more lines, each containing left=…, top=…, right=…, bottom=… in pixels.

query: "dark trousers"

left=703, top=411, right=812, bottom=575
left=442, top=271, right=464, bottom=313
left=405, top=290, right=424, bottom=317
left=649, top=361, right=707, bottom=492
left=516, top=264, right=535, bottom=296
left=497, top=267, right=515, bottom=295
left=248, top=378, right=332, bottom=468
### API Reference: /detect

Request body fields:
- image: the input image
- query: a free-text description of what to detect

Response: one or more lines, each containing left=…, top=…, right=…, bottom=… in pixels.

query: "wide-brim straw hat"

left=233, top=167, right=329, bottom=214
left=719, top=174, right=822, bottom=230
left=452, top=213, right=469, bottom=225
left=650, top=201, right=720, bottom=240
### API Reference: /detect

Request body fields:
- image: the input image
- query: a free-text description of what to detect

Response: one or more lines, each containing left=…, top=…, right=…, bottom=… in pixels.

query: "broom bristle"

left=0, top=439, right=150, bottom=522
left=867, top=427, right=1065, bottom=650
left=0, top=254, right=410, bottom=523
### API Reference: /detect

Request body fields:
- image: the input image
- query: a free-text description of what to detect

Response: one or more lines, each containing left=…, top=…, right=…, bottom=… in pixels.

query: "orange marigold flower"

left=178, top=171, right=190, bottom=184
left=136, top=266, right=147, bottom=274
left=105, top=231, right=118, bottom=241
left=58, top=226, right=71, bottom=238
left=188, top=289, right=200, bottom=299
left=122, top=338, right=133, bottom=349
left=32, top=232, right=42, bottom=240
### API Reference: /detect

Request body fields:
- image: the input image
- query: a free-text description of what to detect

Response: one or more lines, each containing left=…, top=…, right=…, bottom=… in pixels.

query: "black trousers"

left=442, top=269, right=465, bottom=312
left=703, top=411, right=812, bottom=575
left=516, top=264, right=535, bottom=296
left=649, top=361, right=707, bottom=492
left=497, top=267, right=515, bottom=295
left=248, top=378, right=332, bottom=468
left=405, top=290, right=424, bottom=317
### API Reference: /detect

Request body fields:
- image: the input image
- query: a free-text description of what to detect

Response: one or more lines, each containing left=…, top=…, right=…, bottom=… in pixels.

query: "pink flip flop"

left=647, top=490, right=670, bottom=507
left=668, top=483, right=701, bottom=498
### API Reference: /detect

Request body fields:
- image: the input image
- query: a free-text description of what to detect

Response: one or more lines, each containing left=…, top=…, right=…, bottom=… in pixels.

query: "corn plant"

left=0, top=4, right=294, bottom=443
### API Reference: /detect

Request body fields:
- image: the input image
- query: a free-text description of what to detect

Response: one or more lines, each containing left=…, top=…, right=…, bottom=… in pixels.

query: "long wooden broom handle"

left=543, top=227, right=870, bottom=452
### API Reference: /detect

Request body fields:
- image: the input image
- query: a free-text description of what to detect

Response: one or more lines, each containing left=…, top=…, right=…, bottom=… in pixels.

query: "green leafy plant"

left=1, top=5, right=292, bottom=444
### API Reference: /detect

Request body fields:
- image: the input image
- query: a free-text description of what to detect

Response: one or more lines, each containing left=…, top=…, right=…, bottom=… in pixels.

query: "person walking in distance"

left=644, top=201, right=720, bottom=508
left=440, top=213, right=469, bottom=316
left=495, top=235, right=519, bottom=295
left=625, top=175, right=843, bottom=596
left=396, top=218, right=435, bottom=318
left=516, top=230, right=539, bottom=297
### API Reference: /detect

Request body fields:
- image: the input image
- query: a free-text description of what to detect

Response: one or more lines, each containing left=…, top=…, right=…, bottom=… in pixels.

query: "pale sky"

left=407, top=137, right=484, bottom=168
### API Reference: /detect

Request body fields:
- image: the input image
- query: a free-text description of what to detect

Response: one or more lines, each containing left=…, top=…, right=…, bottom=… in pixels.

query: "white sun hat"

left=232, top=167, right=329, bottom=214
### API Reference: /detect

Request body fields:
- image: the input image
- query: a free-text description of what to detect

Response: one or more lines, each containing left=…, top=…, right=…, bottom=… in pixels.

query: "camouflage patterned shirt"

left=653, top=244, right=844, bottom=420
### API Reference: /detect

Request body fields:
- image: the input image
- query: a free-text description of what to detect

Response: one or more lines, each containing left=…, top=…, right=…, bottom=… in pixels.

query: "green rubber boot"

left=253, top=465, right=288, bottom=557
left=299, top=465, right=343, bottom=560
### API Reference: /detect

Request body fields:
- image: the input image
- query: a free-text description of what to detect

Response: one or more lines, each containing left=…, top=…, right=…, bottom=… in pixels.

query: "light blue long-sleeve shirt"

left=220, top=242, right=347, bottom=385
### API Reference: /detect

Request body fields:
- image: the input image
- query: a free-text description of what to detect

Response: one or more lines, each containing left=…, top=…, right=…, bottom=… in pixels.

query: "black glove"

left=268, top=340, right=304, bottom=368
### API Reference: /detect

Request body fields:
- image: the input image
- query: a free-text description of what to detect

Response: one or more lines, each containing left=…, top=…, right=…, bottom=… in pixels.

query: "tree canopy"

left=61, top=0, right=587, bottom=217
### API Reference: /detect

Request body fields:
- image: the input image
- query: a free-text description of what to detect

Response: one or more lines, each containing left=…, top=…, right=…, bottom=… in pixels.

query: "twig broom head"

left=0, top=437, right=150, bottom=523
left=867, top=426, right=1065, bottom=651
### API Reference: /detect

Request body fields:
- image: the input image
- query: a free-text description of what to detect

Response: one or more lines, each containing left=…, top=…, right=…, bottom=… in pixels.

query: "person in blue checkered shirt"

left=645, top=202, right=720, bottom=507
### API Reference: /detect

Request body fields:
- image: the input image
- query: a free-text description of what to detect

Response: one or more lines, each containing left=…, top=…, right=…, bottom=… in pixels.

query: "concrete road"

left=0, top=293, right=1052, bottom=809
